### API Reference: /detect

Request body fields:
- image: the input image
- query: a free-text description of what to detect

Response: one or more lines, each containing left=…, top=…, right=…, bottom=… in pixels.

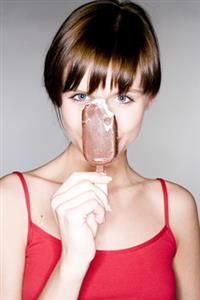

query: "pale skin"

left=1, top=66, right=200, bottom=299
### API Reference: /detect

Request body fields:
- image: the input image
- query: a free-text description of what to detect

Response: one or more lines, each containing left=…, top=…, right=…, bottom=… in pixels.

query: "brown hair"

left=44, top=0, right=161, bottom=110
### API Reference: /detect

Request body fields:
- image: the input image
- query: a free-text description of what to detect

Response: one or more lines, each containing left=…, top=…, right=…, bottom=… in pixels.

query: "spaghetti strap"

left=157, top=178, right=169, bottom=227
left=13, top=171, right=32, bottom=224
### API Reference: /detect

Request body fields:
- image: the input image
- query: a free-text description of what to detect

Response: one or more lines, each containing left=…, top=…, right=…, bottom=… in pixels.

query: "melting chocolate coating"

left=82, top=100, right=118, bottom=166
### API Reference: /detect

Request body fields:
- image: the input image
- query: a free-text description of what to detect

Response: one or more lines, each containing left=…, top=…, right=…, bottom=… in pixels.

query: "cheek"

left=60, top=103, right=82, bottom=141
left=116, top=105, right=146, bottom=147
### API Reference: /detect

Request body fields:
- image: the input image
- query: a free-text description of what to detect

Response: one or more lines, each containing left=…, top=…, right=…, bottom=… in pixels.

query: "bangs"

left=62, top=5, right=158, bottom=96
left=62, top=51, right=138, bottom=96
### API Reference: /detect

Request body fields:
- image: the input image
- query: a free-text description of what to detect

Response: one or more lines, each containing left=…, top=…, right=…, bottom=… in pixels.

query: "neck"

left=56, top=142, right=137, bottom=187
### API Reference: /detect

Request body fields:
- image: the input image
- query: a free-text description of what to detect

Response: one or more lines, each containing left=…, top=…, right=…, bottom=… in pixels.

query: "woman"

left=1, top=0, right=200, bottom=299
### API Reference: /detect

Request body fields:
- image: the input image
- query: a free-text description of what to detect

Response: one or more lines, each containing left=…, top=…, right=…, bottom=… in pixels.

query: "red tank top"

left=13, top=171, right=177, bottom=300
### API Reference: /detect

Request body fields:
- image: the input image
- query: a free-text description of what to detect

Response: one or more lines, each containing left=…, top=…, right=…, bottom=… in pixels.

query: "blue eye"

left=72, top=93, right=89, bottom=102
left=69, top=93, right=134, bottom=104
left=116, top=95, right=134, bottom=104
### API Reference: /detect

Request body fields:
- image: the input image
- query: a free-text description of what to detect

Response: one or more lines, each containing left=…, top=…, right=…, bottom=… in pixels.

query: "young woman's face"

left=61, top=66, right=152, bottom=156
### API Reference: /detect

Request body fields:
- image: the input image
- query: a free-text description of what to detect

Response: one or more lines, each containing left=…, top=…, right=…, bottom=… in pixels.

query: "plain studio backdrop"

left=1, top=1, right=200, bottom=218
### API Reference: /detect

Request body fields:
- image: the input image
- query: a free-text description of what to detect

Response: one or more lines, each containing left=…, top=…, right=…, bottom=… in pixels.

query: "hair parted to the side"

left=44, top=0, right=161, bottom=109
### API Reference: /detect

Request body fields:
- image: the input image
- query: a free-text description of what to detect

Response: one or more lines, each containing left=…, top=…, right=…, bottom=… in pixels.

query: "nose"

left=82, top=97, right=119, bottom=165
left=89, top=98, right=115, bottom=115
left=81, top=98, right=119, bottom=137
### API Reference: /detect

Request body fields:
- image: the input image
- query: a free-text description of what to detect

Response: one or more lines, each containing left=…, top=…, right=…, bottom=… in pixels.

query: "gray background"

left=1, top=1, right=200, bottom=217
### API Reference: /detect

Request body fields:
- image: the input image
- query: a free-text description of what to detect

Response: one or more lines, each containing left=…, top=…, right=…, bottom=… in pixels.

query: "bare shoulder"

left=21, top=170, right=61, bottom=204
left=140, top=177, right=199, bottom=247
left=164, top=179, right=200, bottom=247
left=0, top=171, right=55, bottom=224
left=1, top=173, right=29, bottom=241
left=1, top=170, right=60, bottom=237
left=0, top=171, right=57, bottom=297
left=1, top=172, right=27, bottom=211
left=163, top=180, right=200, bottom=297
left=0, top=170, right=58, bottom=195
left=1, top=172, right=23, bottom=191
left=165, top=179, right=197, bottom=205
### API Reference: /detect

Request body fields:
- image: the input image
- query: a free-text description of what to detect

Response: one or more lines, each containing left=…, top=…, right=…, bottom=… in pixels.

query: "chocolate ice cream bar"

left=82, top=99, right=118, bottom=168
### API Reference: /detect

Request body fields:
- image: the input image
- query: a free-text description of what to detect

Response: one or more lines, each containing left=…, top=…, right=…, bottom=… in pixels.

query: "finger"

left=52, top=189, right=110, bottom=213
left=86, top=213, right=97, bottom=237
left=53, top=172, right=112, bottom=197
left=95, top=182, right=108, bottom=195
left=51, top=180, right=111, bottom=211
left=55, top=192, right=106, bottom=218
left=55, top=199, right=105, bottom=225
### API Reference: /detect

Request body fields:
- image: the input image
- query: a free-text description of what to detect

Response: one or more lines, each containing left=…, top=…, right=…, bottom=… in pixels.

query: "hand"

left=51, top=172, right=112, bottom=264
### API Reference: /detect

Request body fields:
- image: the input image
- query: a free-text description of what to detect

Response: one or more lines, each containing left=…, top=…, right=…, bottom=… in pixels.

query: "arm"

left=1, top=174, right=28, bottom=300
left=167, top=182, right=200, bottom=300
left=1, top=171, right=108, bottom=300
left=38, top=172, right=110, bottom=299
left=0, top=175, right=89, bottom=300
left=37, top=257, right=89, bottom=299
